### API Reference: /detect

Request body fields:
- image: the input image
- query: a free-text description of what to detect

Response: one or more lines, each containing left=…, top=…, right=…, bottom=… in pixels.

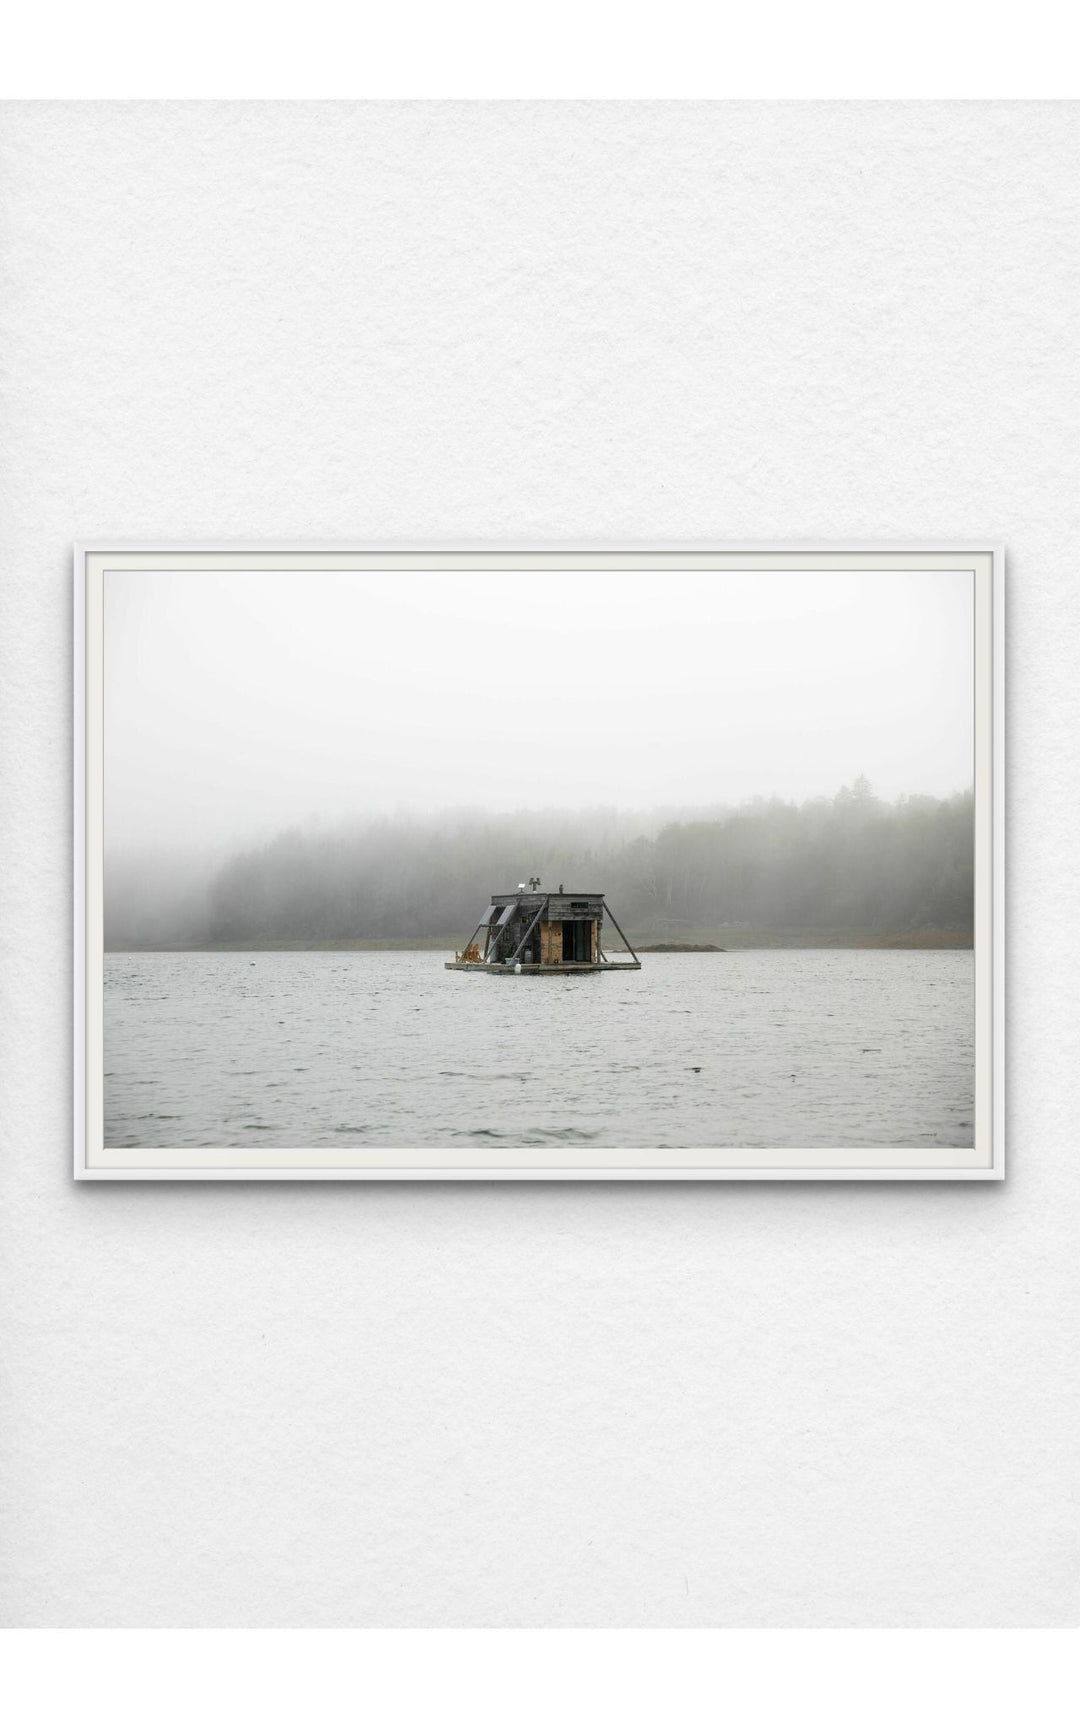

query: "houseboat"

left=446, top=884, right=642, bottom=974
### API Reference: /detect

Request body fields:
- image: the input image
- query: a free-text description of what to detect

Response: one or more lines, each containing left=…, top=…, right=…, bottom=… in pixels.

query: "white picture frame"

left=76, top=542, right=1003, bottom=1181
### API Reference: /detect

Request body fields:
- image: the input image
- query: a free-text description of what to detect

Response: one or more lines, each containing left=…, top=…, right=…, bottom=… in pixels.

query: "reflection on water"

left=104, top=950, right=974, bottom=1150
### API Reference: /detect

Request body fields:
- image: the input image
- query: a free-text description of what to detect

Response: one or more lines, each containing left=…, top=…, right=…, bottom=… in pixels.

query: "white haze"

left=104, top=567, right=974, bottom=856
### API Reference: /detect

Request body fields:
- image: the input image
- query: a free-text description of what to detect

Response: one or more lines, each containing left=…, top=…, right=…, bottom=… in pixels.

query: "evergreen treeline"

left=105, top=780, right=974, bottom=946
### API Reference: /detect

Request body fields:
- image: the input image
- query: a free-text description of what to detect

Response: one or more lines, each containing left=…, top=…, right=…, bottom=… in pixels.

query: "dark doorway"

left=561, top=920, right=592, bottom=963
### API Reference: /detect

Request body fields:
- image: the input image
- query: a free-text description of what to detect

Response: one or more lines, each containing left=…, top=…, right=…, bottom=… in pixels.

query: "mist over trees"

left=104, top=780, right=974, bottom=948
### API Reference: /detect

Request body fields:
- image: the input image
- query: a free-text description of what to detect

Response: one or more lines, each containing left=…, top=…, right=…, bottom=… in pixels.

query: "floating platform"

left=445, top=959, right=640, bottom=973
left=446, top=888, right=642, bottom=974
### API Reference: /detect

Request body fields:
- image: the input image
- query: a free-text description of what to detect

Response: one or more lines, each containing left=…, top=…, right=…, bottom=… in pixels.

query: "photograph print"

left=77, top=545, right=1001, bottom=1179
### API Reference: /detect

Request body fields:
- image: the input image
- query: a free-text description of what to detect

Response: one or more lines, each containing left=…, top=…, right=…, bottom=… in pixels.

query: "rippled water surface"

left=103, top=950, right=974, bottom=1149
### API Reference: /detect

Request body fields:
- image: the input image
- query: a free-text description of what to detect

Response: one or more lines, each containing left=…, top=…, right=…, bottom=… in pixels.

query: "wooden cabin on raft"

left=446, top=883, right=642, bottom=974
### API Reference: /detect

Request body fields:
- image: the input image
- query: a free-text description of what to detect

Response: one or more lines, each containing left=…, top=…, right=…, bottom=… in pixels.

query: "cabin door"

left=561, top=920, right=592, bottom=963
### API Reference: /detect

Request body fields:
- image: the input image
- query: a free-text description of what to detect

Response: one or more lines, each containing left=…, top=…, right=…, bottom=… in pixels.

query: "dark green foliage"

left=606, top=784, right=973, bottom=939
left=105, top=784, right=973, bottom=947
left=127, top=782, right=972, bottom=946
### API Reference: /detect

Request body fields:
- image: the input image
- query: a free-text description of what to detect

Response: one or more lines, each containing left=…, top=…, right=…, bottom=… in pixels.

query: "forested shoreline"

left=105, top=780, right=974, bottom=950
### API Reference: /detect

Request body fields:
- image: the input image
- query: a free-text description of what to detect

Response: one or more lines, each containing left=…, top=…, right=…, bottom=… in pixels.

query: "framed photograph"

left=75, top=543, right=1003, bottom=1181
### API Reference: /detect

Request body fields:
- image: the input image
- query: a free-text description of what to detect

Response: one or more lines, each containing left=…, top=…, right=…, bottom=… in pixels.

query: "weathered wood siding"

left=537, top=919, right=598, bottom=963
left=493, top=895, right=604, bottom=919
left=544, top=898, right=604, bottom=921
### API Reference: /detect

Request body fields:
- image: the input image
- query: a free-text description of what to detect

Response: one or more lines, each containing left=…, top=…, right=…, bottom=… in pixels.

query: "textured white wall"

left=1, top=102, right=1077, bottom=1627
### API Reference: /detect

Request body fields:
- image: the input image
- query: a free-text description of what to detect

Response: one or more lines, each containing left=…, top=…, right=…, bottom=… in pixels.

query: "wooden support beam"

left=456, top=917, right=487, bottom=961
left=505, top=897, right=550, bottom=967
left=600, top=900, right=641, bottom=965
left=484, top=902, right=518, bottom=962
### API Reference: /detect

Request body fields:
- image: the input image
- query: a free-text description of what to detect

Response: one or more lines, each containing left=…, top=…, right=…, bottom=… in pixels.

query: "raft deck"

left=445, top=959, right=641, bottom=973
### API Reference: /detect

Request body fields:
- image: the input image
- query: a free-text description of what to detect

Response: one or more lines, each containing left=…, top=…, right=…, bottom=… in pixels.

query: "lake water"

left=103, top=950, right=974, bottom=1149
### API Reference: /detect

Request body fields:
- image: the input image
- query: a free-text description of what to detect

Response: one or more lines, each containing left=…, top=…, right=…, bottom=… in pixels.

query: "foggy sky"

left=104, top=567, right=974, bottom=855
